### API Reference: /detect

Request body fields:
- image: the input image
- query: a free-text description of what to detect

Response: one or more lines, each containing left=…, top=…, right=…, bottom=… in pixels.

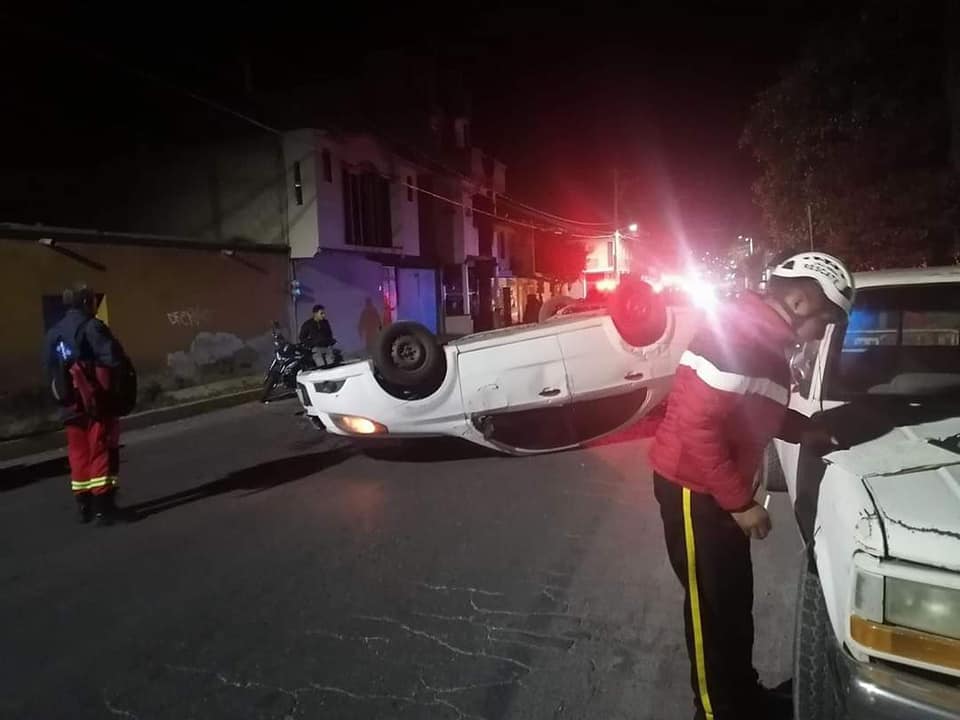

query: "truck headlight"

left=885, top=577, right=960, bottom=641
left=849, top=567, right=960, bottom=673
left=852, top=568, right=884, bottom=623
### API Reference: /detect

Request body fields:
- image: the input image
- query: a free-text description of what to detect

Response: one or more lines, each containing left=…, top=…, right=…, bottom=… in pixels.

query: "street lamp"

left=738, top=235, right=754, bottom=256
left=627, top=222, right=638, bottom=233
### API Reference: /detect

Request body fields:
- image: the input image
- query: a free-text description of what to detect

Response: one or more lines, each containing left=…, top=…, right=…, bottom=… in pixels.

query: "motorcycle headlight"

left=885, top=577, right=960, bottom=641
left=314, top=380, right=346, bottom=394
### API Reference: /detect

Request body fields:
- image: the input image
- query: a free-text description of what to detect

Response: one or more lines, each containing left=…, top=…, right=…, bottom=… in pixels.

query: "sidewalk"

left=0, top=375, right=266, bottom=462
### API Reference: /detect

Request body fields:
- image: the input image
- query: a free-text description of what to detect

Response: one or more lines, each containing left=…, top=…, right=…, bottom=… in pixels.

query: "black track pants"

left=654, top=473, right=763, bottom=720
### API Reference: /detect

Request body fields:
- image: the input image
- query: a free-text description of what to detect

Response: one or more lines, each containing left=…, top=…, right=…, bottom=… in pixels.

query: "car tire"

left=538, top=295, right=575, bottom=322
left=762, top=443, right=787, bottom=493
left=794, top=560, right=842, bottom=720
left=373, top=322, right=446, bottom=390
left=608, top=278, right=668, bottom=347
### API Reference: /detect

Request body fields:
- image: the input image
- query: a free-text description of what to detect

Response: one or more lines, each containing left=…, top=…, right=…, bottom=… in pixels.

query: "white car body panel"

left=773, top=267, right=960, bottom=686
left=297, top=306, right=699, bottom=454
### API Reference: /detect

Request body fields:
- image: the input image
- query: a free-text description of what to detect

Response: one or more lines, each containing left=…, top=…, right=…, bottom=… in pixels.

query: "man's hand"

left=731, top=503, right=772, bottom=539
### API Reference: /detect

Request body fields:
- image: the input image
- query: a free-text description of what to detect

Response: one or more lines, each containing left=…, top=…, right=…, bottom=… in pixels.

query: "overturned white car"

left=763, top=266, right=960, bottom=719
left=296, top=279, right=698, bottom=454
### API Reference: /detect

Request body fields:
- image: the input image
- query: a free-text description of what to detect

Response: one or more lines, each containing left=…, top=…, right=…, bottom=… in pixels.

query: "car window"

left=826, top=284, right=960, bottom=399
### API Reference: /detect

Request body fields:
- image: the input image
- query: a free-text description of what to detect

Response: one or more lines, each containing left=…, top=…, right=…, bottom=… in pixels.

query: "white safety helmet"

left=770, top=252, right=855, bottom=316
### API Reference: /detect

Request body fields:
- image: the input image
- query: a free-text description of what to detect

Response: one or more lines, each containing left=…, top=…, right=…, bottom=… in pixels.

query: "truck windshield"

left=825, top=283, right=960, bottom=399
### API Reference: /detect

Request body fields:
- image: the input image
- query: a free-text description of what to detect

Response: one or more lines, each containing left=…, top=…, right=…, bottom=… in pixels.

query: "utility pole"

left=613, top=169, right=620, bottom=276
left=613, top=168, right=619, bottom=232
left=807, top=203, right=814, bottom=251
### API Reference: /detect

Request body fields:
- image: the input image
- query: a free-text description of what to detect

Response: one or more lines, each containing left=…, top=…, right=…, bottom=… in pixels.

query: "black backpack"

left=50, top=319, right=90, bottom=407
left=110, top=347, right=138, bottom=417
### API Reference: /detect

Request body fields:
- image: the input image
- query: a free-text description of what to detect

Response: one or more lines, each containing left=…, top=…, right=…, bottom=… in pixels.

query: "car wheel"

left=762, top=443, right=787, bottom=493
left=608, top=278, right=667, bottom=347
left=538, top=295, right=575, bottom=322
left=373, top=322, right=446, bottom=390
left=794, top=560, right=842, bottom=720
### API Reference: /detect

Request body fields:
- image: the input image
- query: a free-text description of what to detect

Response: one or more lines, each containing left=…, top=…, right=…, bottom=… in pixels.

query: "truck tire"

left=762, top=443, right=787, bottom=493
left=608, top=278, right=667, bottom=347
left=373, top=322, right=446, bottom=390
left=794, top=561, right=842, bottom=720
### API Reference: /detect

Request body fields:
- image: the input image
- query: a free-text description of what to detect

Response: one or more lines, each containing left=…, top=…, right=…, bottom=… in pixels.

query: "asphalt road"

left=0, top=401, right=803, bottom=720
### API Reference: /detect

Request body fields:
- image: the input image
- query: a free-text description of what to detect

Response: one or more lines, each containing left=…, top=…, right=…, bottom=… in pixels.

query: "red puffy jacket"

left=650, top=293, right=795, bottom=511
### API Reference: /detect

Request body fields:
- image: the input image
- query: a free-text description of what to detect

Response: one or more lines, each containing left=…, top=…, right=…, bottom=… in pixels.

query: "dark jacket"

left=649, top=293, right=795, bottom=511
left=43, top=309, right=121, bottom=422
left=299, top=318, right=334, bottom=348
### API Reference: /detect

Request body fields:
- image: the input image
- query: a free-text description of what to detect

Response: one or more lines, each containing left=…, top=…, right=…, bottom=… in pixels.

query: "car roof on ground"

left=855, top=266, right=960, bottom=289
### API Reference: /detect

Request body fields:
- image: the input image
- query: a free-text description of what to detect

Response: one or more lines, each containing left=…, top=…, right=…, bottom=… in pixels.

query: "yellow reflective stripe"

left=72, top=476, right=118, bottom=491
left=683, top=487, right=714, bottom=720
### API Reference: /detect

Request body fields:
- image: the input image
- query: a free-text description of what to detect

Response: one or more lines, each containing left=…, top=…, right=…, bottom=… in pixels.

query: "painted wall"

left=0, top=238, right=289, bottom=396
left=289, top=131, right=422, bottom=259
left=293, top=253, right=387, bottom=355
left=396, top=268, right=438, bottom=333
left=284, top=129, right=325, bottom=260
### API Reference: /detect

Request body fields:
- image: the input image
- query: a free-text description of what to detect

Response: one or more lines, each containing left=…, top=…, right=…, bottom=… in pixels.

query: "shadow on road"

left=0, top=456, right=70, bottom=492
left=124, top=447, right=354, bottom=520
left=357, top=437, right=503, bottom=463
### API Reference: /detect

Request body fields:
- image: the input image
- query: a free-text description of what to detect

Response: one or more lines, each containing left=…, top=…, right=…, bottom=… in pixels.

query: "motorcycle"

left=261, top=322, right=341, bottom=403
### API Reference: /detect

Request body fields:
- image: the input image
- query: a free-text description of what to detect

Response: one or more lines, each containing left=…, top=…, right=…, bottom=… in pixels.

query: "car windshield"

left=825, top=283, right=960, bottom=400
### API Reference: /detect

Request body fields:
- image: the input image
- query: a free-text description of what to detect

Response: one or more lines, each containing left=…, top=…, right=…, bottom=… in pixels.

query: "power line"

left=10, top=15, right=615, bottom=244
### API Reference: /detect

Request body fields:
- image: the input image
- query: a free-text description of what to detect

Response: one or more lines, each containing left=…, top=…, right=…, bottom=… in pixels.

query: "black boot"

left=93, top=490, right=117, bottom=527
left=76, top=493, right=93, bottom=524
left=762, top=679, right=794, bottom=719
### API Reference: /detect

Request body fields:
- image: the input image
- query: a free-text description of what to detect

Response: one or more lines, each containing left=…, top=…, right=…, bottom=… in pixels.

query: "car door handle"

left=624, top=371, right=645, bottom=380
left=539, top=387, right=562, bottom=397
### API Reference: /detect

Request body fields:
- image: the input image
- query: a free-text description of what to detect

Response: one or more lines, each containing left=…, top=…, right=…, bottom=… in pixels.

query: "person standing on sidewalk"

left=44, top=284, right=126, bottom=526
left=648, top=253, right=855, bottom=720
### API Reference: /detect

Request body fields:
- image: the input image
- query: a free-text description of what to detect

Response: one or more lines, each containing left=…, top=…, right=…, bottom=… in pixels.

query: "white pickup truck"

left=766, top=267, right=960, bottom=719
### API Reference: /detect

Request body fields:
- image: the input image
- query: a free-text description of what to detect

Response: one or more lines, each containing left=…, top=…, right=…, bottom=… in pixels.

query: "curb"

left=0, top=388, right=261, bottom=462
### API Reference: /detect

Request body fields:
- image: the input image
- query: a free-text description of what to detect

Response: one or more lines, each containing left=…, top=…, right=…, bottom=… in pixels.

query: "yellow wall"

left=0, top=238, right=289, bottom=394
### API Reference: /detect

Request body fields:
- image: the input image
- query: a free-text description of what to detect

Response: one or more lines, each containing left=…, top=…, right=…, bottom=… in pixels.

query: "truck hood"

left=825, top=417, right=960, bottom=572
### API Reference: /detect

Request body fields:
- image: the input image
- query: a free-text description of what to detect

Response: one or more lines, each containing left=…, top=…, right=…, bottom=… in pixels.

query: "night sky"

left=2, top=3, right=837, bottom=250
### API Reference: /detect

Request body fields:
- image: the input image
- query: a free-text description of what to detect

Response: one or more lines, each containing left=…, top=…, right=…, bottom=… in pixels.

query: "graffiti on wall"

left=167, top=307, right=213, bottom=328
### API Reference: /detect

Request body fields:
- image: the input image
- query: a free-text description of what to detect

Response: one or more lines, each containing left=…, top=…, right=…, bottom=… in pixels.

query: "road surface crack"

left=354, top=615, right=533, bottom=672
left=103, top=695, right=139, bottom=719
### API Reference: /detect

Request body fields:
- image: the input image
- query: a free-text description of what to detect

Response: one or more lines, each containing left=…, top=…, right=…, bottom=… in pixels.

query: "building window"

left=497, top=231, right=506, bottom=260
left=407, top=176, right=414, bottom=202
left=343, top=170, right=393, bottom=248
left=321, top=149, right=333, bottom=183
left=293, top=161, right=303, bottom=206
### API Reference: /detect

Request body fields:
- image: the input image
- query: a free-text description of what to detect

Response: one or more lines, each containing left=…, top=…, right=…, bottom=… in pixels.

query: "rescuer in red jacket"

left=649, top=253, right=855, bottom=720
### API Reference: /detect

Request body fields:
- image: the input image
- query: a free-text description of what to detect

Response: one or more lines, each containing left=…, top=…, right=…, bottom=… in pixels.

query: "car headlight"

left=885, top=577, right=960, bottom=641
left=314, top=380, right=346, bottom=394
left=330, top=414, right=387, bottom=435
